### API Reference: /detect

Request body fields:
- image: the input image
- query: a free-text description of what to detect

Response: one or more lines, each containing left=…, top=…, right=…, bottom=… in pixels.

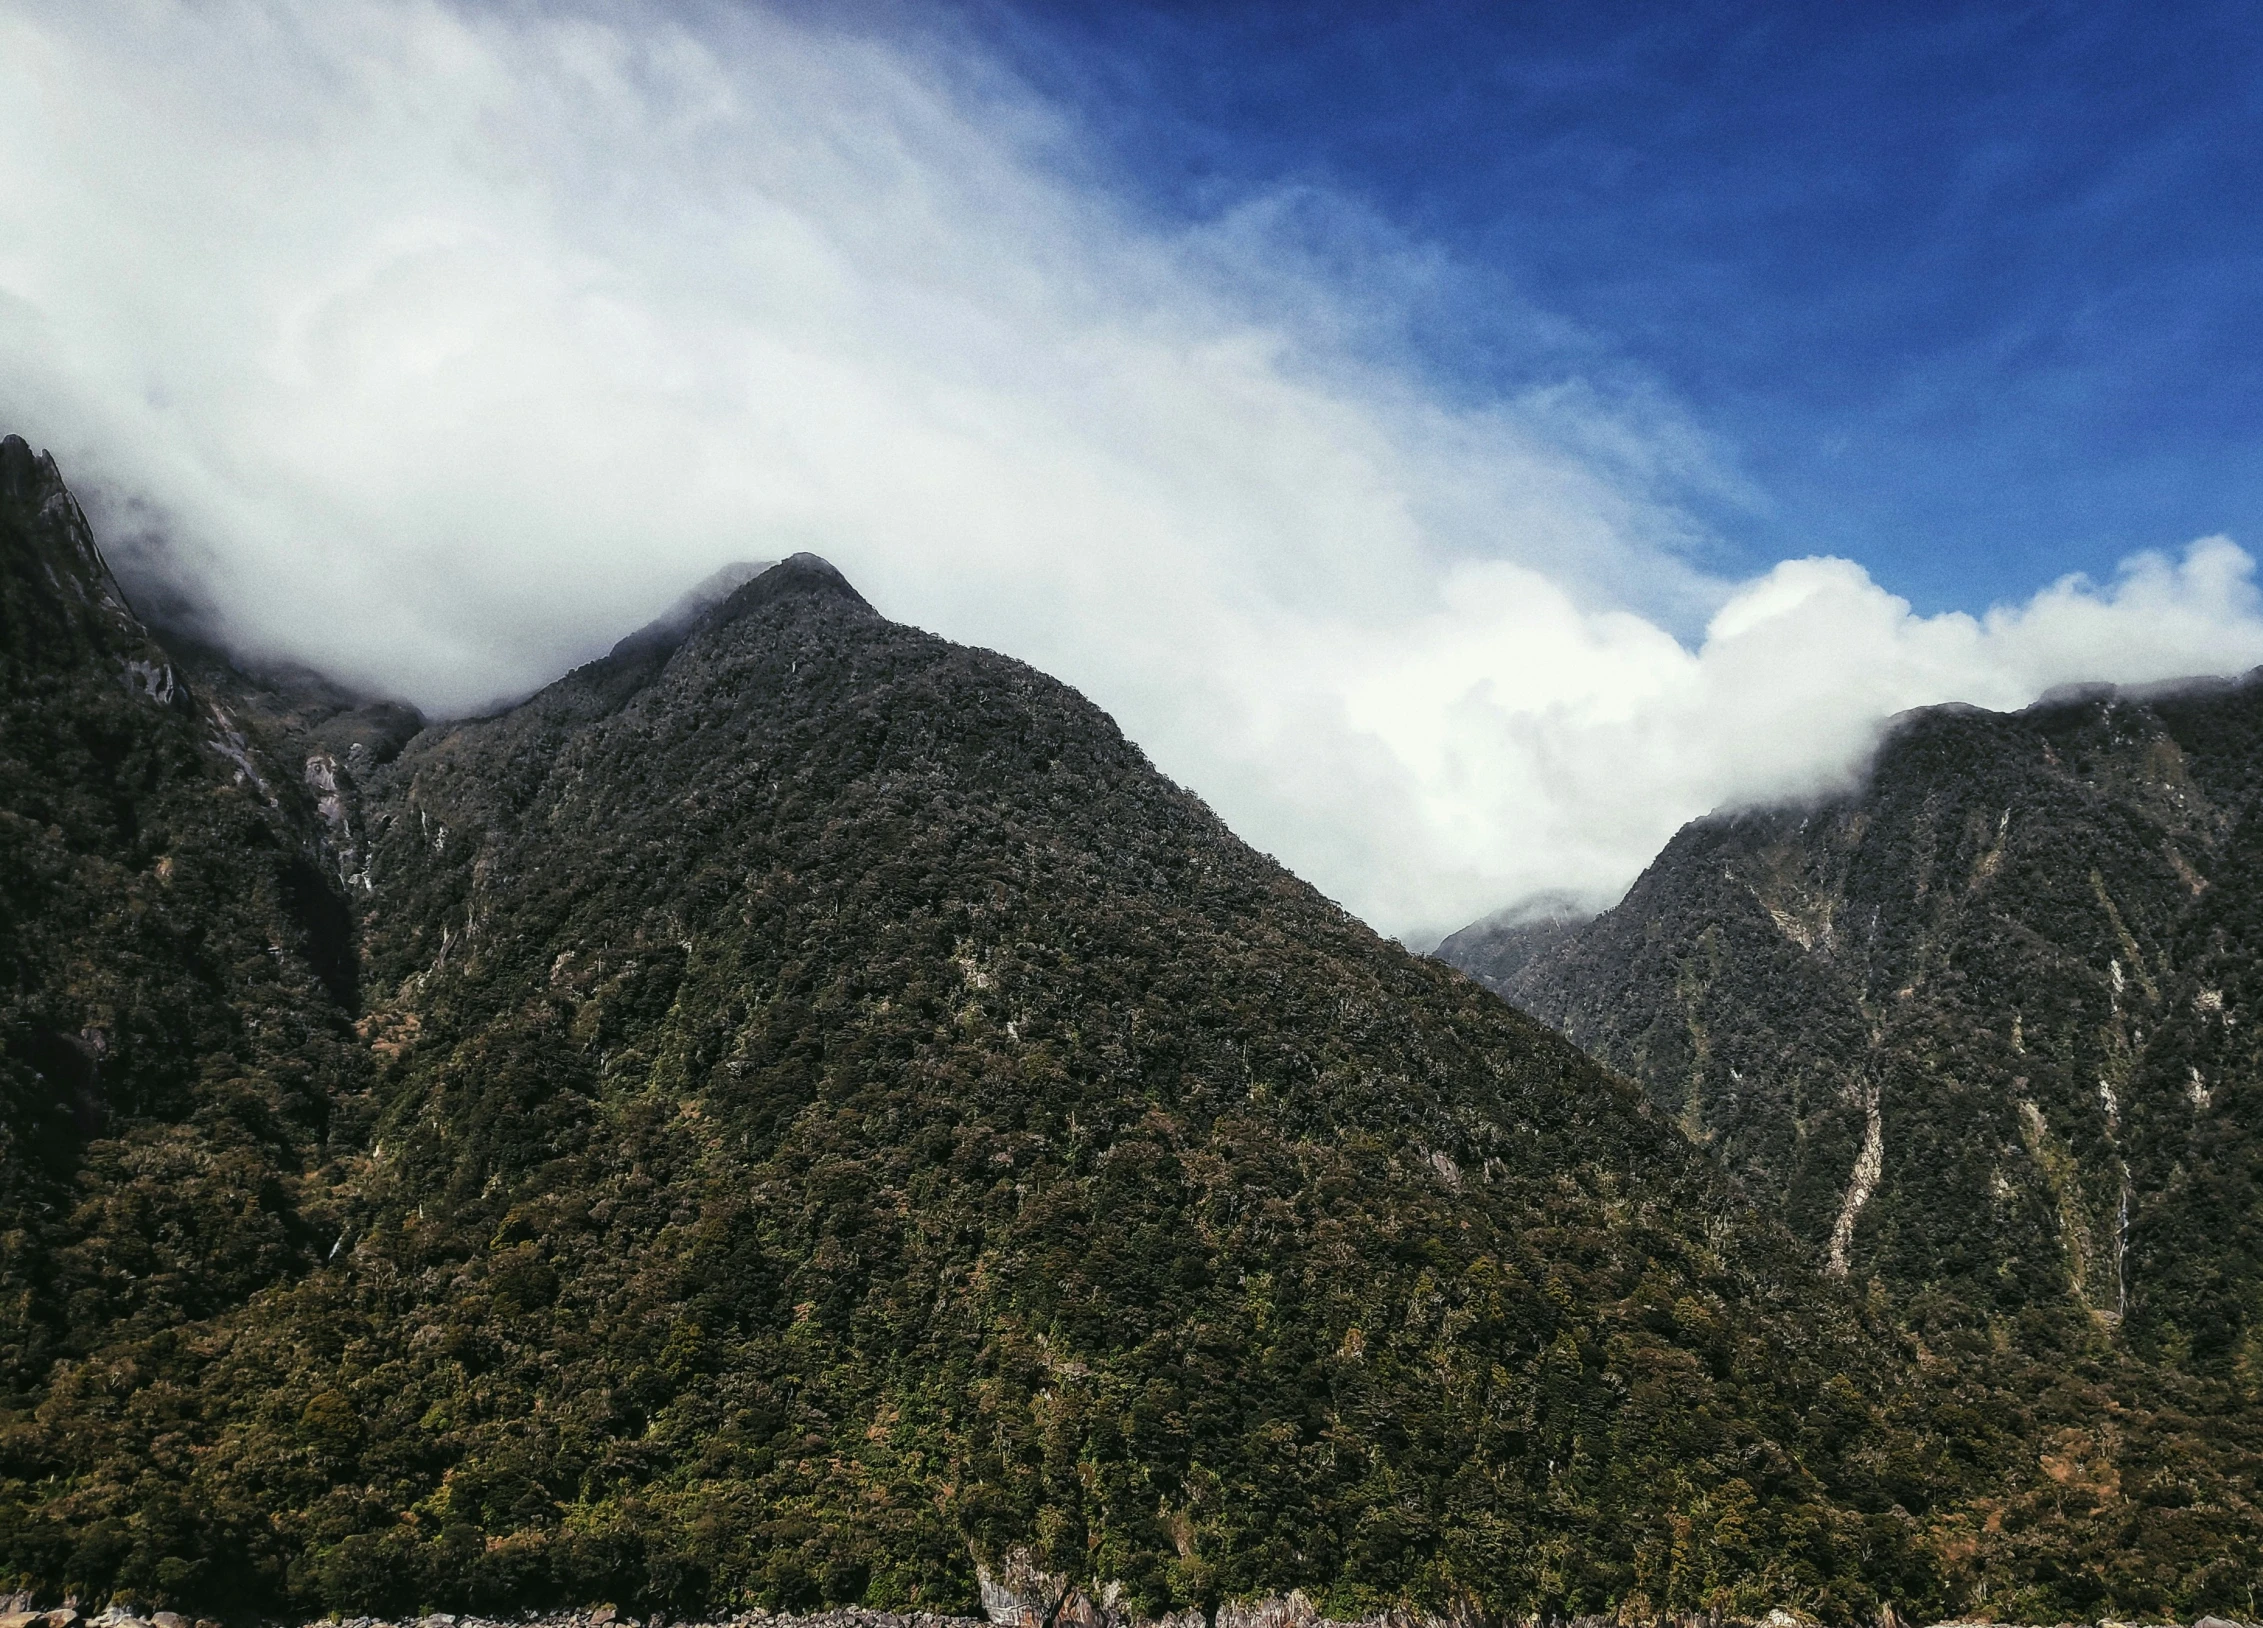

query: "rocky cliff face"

left=1446, top=679, right=2263, bottom=1374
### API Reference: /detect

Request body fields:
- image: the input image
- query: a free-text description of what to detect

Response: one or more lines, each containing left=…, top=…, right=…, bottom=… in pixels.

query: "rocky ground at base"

left=0, top=1601, right=2250, bottom=1628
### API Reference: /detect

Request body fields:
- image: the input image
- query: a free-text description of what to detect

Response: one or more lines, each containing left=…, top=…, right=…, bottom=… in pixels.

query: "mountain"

left=2, top=437, right=2257, bottom=1623
left=1431, top=895, right=1593, bottom=1002
left=1445, top=678, right=2263, bottom=1359
left=1440, top=680, right=2263, bottom=1612
left=0, top=433, right=377, bottom=1400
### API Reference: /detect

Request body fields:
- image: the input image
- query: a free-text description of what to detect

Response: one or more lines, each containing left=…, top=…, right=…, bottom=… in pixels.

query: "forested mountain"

left=0, top=432, right=379, bottom=1409
left=2, top=436, right=2257, bottom=1624
left=1445, top=678, right=2263, bottom=1363
left=1440, top=679, right=2263, bottom=1617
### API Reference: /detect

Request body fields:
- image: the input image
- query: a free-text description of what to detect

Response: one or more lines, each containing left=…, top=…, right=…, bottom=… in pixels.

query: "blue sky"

left=956, top=0, right=2263, bottom=614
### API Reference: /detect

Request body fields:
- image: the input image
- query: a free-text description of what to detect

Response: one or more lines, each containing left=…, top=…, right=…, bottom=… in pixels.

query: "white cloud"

left=1316, top=541, right=2263, bottom=938
left=3, top=0, right=2259, bottom=942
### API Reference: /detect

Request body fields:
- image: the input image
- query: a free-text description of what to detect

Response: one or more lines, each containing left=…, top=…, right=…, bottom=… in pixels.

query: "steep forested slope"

left=0, top=434, right=383, bottom=1591
left=243, top=557, right=1925, bottom=1620
left=4, top=439, right=2257, bottom=1623
left=0, top=432, right=379, bottom=1373
left=1439, top=682, right=2263, bottom=1616
left=1451, top=681, right=2263, bottom=1363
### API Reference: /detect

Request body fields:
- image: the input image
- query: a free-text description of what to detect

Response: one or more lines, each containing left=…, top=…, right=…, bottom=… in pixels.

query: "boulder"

left=1215, top=1598, right=1320, bottom=1628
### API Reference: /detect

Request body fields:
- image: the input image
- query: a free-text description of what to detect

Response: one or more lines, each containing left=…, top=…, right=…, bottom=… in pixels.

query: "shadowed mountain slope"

left=0, top=434, right=373, bottom=1399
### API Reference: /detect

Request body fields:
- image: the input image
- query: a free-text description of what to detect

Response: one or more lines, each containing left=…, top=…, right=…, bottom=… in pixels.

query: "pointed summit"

left=0, top=431, right=178, bottom=697
left=608, top=553, right=871, bottom=667
left=0, top=431, right=48, bottom=499
left=712, top=549, right=872, bottom=621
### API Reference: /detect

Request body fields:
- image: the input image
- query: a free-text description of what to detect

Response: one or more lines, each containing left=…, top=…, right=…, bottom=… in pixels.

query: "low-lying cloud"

left=4, top=0, right=2260, bottom=942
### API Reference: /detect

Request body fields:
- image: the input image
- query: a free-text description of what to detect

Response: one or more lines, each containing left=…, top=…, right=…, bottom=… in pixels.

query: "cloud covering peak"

left=3, top=0, right=2259, bottom=940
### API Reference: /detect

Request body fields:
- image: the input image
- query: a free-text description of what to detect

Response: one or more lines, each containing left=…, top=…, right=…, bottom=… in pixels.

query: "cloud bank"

left=3, top=0, right=2260, bottom=941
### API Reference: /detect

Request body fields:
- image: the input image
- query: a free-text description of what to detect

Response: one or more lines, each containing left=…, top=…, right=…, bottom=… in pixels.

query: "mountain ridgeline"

left=0, top=437, right=2256, bottom=1622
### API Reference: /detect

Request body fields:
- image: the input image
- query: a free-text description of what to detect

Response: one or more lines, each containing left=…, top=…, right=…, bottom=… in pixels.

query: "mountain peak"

left=0, top=433, right=171, bottom=689
left=602, top=553, right=868, bottom=673
left=0, top=431, right=50, bottom=500
left=712, top=549, right=871, bottom=623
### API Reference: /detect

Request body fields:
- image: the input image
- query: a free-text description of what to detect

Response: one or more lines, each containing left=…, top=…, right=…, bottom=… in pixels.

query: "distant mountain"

left=4, top=436, right=2258, bottom=1624
left=1444, top=678, right=2263, bottom=1362
left=1432, top=893, right=1594, bottom=999
left=1439, top=679, right=2263, bottom=1606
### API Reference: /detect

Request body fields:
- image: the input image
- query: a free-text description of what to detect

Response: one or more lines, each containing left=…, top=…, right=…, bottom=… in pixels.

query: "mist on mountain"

left=9, top=429, right=2263, bottom=1619
left=11, top=4, right=2263, bottom=938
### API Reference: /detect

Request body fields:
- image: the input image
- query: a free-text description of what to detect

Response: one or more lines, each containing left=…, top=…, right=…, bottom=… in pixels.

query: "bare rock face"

left=967, top=1575, right=1482, bottom=1628
left=974, top=1550, right=1101, bottom=1628
left=1212, top=1596, right=1368, bottom=1628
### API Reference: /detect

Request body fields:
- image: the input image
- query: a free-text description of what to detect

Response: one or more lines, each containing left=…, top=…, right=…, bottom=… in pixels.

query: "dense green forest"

left=2, top=436, right=2257, bottom=1623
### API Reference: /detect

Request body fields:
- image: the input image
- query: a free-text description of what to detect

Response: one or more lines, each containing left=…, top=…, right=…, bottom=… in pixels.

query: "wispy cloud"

left=3, top=0, right=2258, bottom=940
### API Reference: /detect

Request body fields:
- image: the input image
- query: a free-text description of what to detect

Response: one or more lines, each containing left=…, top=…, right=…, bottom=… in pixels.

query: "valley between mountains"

left=2, top=434, right=2257, bottom=1625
